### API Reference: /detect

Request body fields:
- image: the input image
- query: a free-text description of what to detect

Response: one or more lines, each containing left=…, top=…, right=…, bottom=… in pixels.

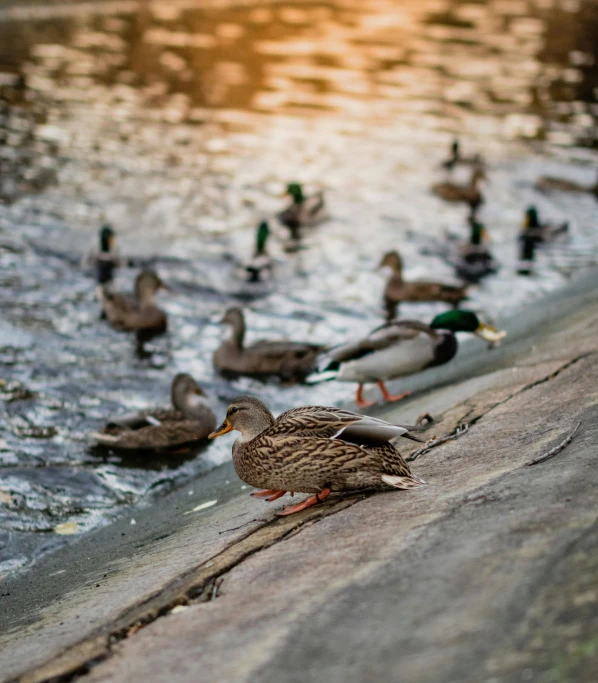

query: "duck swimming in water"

left=277, top=182, right=326, bottom=241
left=92, top=374, right=215, bottom=451
left=243, top=221, right=273, bottom=283
left=521, top=206, right=569, bottom=244
left=209, top=396, right=425, bottom=516
left=308, top=309, right=506, bottom=408
left=535, top=170, right=598, bottom=199
left=213, top=307, right=325, bottom=383
left=452, top=217, right=497, bottom=283
left=432, top=166, right=485, bottom=212
left=380, top=250, right=469, bottom=320
left=99, top=270, right=168, bottom=355
left=82, top=224, right=124, bottom=285
left=441, top=139, right=484, bottom=172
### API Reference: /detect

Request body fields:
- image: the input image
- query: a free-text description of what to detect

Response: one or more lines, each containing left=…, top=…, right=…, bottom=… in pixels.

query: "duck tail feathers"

left=381, top=474, right=426, bottom=489
left=305, top=368, right=338, bottom=384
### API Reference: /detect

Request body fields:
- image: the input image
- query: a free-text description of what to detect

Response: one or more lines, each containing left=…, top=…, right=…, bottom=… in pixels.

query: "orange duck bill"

left=209, top=420, right=233, bottom=439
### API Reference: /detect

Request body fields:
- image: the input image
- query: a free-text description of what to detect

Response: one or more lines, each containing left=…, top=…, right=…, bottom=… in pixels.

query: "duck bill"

left=209, top=420, right=233, bottom=439
left=475, top=322, right=507, bottom=343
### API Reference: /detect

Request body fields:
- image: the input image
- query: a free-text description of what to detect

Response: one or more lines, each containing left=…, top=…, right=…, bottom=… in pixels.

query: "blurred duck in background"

left=99, top=269, right=169, bottom=356
left=452, top=217, right=498, bottom=283
left=244, top=221, right=273, bottom=283
left=277, top=182, right=326, bottom=241
left=92, top=373, right=215, bottom=452
left=214, top=307, right=325, bottom=383
left=535, top=170, right=598, bottom=198
left=521, top=206, right=569, bottom=244
left=82, top=224, right=125, bottom=286
left=432, top=166, right=486, bottom=214
left=441, top=139, right=484, bottom=172
left=380, top=250, right=469, bottom=321
left=308, top=310, right=506, bottom=408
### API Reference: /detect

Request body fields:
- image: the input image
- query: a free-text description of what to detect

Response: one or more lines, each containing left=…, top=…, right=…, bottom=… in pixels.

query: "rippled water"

left=1, top=0, right=597, bottom=575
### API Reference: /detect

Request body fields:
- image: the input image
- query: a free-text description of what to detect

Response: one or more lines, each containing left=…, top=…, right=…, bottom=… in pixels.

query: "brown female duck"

left=99, top=270, right=168, bottom=352
left=380, top=250, right=468, bottom=320
left=535, top=170, right=598, bottom=198
left=209, top=396, right=424, bottom=515
left=432, top=166, right=485, bottom=210
left=92, top=373, right=215, bottom=451
left=213, top=307, right=324, bottom=383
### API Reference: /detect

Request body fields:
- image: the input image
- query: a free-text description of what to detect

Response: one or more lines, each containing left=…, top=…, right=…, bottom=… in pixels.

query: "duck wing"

left=271, top=406, right=421, bottom=445
left=105, top=407, right=179, bottom=431
left=323, top=320, right=438, bottom=366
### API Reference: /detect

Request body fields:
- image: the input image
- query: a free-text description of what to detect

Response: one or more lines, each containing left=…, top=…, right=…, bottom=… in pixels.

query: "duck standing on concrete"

left=213, top=307, right=325, bottom=383
left=209, top=396, right=425, bottom=515
left=308, top=310, right=506, bottom=408
left=277, top=182, right=326, bottom=241
left=92, top=374, right=215, bottom=451
left=380, top=251, right=469, bottom=320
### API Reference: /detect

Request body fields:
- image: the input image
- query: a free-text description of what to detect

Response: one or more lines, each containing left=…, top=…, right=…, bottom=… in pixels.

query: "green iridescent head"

left=256, top=221, right=270, bottom=254
left=286, top=182, right=304, bottom=205
left=525, top=206, right=539, bottom=229
left=469, top=219, right=485, bottom=246
left=430, top=310, right=506, bottom=342
left=99, top=224, right=115, bottom=253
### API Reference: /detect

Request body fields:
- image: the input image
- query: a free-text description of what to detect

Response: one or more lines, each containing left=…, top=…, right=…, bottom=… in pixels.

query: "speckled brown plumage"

left=211, top=397, right=425, bottom=496
left=93, top=374, right=215, bottom=452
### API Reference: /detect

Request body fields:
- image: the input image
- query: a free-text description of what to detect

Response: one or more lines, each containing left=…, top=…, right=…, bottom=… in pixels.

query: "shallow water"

left=0, top=0, right=597, bottom=575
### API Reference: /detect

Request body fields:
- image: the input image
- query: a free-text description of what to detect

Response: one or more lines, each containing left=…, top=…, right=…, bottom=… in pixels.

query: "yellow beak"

left=475, top=322, right=507, bottom=343
left=209, top=420, right=233, bottom=439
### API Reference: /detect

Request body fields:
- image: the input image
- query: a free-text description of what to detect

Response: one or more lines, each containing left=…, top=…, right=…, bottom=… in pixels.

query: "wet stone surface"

left=0, top=0, right=597, bottom=574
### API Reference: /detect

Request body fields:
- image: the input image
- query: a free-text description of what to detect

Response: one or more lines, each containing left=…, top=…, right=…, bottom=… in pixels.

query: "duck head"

left=524, top=206, right=540, bottom=229
left=134, top=270, right=167, bottom=303
left=99, top=224, right=115, bottom=253
left=379, top=250, right=403, bottom=275
left=209, top=395, right=275, bottom=441
left=220, top=307, right=246, bottom=347
left=170, top=373, right=210, bottom=419
left=255, top=221, right=270, bottom=255
left=430, top=310, right=506, bottom=342
left=286, top=182, right=304, bottom=205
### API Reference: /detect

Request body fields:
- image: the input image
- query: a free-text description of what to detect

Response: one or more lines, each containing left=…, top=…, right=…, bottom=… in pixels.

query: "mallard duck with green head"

left=209, top=396, right=424, bottom=515
left=82, top=224, right=124, bottom=285
left=92, top=374, right=215, bottom=451
left=308, top=310, right=506, bottom=408
left=452, top=217, right=497, bottom=282
left=521, top=206, right=569, bottom=244
left=213, top=307, right=325, bottom=383
left=243, top=221, right=273, bottom=283
left=380, top=250, right=469, bottom=320
left=277, top=182, right=326, bottom=240
left=441, top=139, right=484, bottom=172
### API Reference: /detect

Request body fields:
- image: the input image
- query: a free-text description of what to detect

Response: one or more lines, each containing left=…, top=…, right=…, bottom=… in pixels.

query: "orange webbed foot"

left=251, top=489, right=287, bottom=502
left=377, top=381, right=411, bottom=403
left=276, top=488, right=332, bottom=516
left=355, top=384, right=376, bottom=409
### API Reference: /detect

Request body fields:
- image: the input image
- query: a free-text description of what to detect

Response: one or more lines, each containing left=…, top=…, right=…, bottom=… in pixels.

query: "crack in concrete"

left=10, top=352, right=596, bottom=683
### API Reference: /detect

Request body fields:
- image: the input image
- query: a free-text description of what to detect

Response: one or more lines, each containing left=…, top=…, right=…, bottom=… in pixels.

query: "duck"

left=307, top=309, right=506, bottom=408
left=99, top=270, right=168, bottom=353
left=441, top=139, right=484, bottom=171
left=452, top=217, right=498, bottom=282
left=521, top=206, right=569, bottom=244
left=380, top=250, right=469, bottom=320
left=277, top=182, right=326, bottom=240
left=213, top=307, right=325, bottom=383
left=535, top=171, right=598, bottom=198
left=208, top=395, right=425, bottom=516
left=81, top=224, right=126, bottom=285
left=92, top=374, right=215, bottom=451
left=431, top=166, right=485, bottom=211
left=243, top=221, right=273, bottom=283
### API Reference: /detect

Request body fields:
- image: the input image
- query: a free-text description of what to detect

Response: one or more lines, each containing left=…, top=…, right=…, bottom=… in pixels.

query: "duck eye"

left=229, top=407, right=239, bottom=415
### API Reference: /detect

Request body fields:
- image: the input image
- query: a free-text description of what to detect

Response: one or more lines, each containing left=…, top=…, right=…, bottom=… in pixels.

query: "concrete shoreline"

left=1, top=272, right=597, bottom=682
